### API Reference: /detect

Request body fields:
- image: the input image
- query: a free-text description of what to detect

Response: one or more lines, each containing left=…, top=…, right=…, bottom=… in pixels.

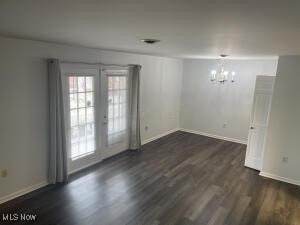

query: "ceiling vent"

left=140, top=39, right=161, bottom=44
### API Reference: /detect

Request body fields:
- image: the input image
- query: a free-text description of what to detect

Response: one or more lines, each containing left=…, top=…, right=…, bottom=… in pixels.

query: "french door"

left=61, top=64, right=129, bottom=172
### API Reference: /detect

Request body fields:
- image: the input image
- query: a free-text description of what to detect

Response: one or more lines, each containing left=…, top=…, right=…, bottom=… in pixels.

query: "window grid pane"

left=68, top=76, right=95, bottom=159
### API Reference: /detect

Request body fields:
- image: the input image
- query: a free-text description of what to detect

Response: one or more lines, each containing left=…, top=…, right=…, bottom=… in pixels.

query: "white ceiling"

left=0, top=0, right=299, bottom=59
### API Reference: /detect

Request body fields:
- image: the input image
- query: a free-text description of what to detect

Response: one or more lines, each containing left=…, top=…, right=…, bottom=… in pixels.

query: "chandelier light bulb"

left=231, top=71, right=236, bottom=82
left=223, top=71, right=228, bottom=81
left=210, top=70, right=217, bottom=81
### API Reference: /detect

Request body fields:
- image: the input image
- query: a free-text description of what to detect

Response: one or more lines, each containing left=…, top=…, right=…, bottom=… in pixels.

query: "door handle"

left=250, top=126, right=255, bottom=130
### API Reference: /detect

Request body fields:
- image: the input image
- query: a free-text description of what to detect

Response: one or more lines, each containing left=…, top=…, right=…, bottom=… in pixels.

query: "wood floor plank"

left=207, top=207, right=229, bottom=225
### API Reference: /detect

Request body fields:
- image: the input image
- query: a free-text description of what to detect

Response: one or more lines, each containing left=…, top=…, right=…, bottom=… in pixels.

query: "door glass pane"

left=120, top=90, right=126, bottom=103
left=78, top=93, right=85, bottom=108
left=70, top=93, right=78, bottom=109
left=78, top=108, right=86, bottom=125
left=114, top=104, right=119, bottom=118
left=71, top=127, right=79, bottom=142
left=108, top=78, right=113, bottom=90
left=69, top=77, right=78, bottom=93
left=86, top=77, right=93, bottom=91
left=68, top=76, right=95, bottom=160
left=78, top=77, right=85, bottom=92
left=107, top=75, right=128, bottom=145
left=113, top=92, right=119, bottom=104
left=86, top=107, right=94, bottom=123
left=78, top=125, right=86, bottom=141
left=70, top=109, right=78, bottom=127
left=86, top=92, right=93, bottom=107
left=86, top=123, right=94, bottom=138
left=119, top=77, right=126, bottom=89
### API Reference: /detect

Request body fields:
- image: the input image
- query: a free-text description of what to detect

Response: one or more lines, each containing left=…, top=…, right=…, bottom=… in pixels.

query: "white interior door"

left=101, top=68, right=129, bottom=159
left=245, top=76, right=275, bottom=170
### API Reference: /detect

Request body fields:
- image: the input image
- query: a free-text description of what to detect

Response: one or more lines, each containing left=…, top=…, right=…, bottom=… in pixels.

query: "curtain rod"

left=59, top=60, right=141, bottom=68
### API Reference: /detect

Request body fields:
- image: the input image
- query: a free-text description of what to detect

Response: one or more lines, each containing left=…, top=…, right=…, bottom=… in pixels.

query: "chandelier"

left=210, top=54, right=235, bottom=83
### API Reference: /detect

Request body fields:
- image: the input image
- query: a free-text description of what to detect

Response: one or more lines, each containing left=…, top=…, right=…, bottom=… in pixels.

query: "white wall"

left=180, top=59, right=278, bottom=143
left=0, top=37, right=183, bottom=199
left=261, top=56, right=300, bottom=184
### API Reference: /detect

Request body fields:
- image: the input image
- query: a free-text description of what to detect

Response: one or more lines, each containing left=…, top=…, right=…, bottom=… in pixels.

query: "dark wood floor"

left=1, top=131, right=300, bottom=225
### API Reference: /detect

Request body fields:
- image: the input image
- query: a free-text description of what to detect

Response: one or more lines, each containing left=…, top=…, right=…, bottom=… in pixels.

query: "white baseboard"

left=0, top=181, right=48, bottom=205
left=179, top=128, right=247, bottom=145
left=142, top=128, right=180, bottom=145
left=259, top=171, right=300, bottom=186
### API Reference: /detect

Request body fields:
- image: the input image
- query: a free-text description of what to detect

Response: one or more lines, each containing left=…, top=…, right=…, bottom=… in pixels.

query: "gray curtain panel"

left=128, top=65, right=142, bottom=150
left=48, top=59, right=68, bottom=184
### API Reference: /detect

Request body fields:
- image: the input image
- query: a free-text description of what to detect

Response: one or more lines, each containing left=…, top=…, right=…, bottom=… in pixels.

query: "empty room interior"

left=0, top=1, right=300, bottom=224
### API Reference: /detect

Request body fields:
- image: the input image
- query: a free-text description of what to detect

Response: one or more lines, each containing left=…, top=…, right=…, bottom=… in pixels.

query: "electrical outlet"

left=1, top=169, right=8, bottom=178
left=282, top=157, right=288, bottom=163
